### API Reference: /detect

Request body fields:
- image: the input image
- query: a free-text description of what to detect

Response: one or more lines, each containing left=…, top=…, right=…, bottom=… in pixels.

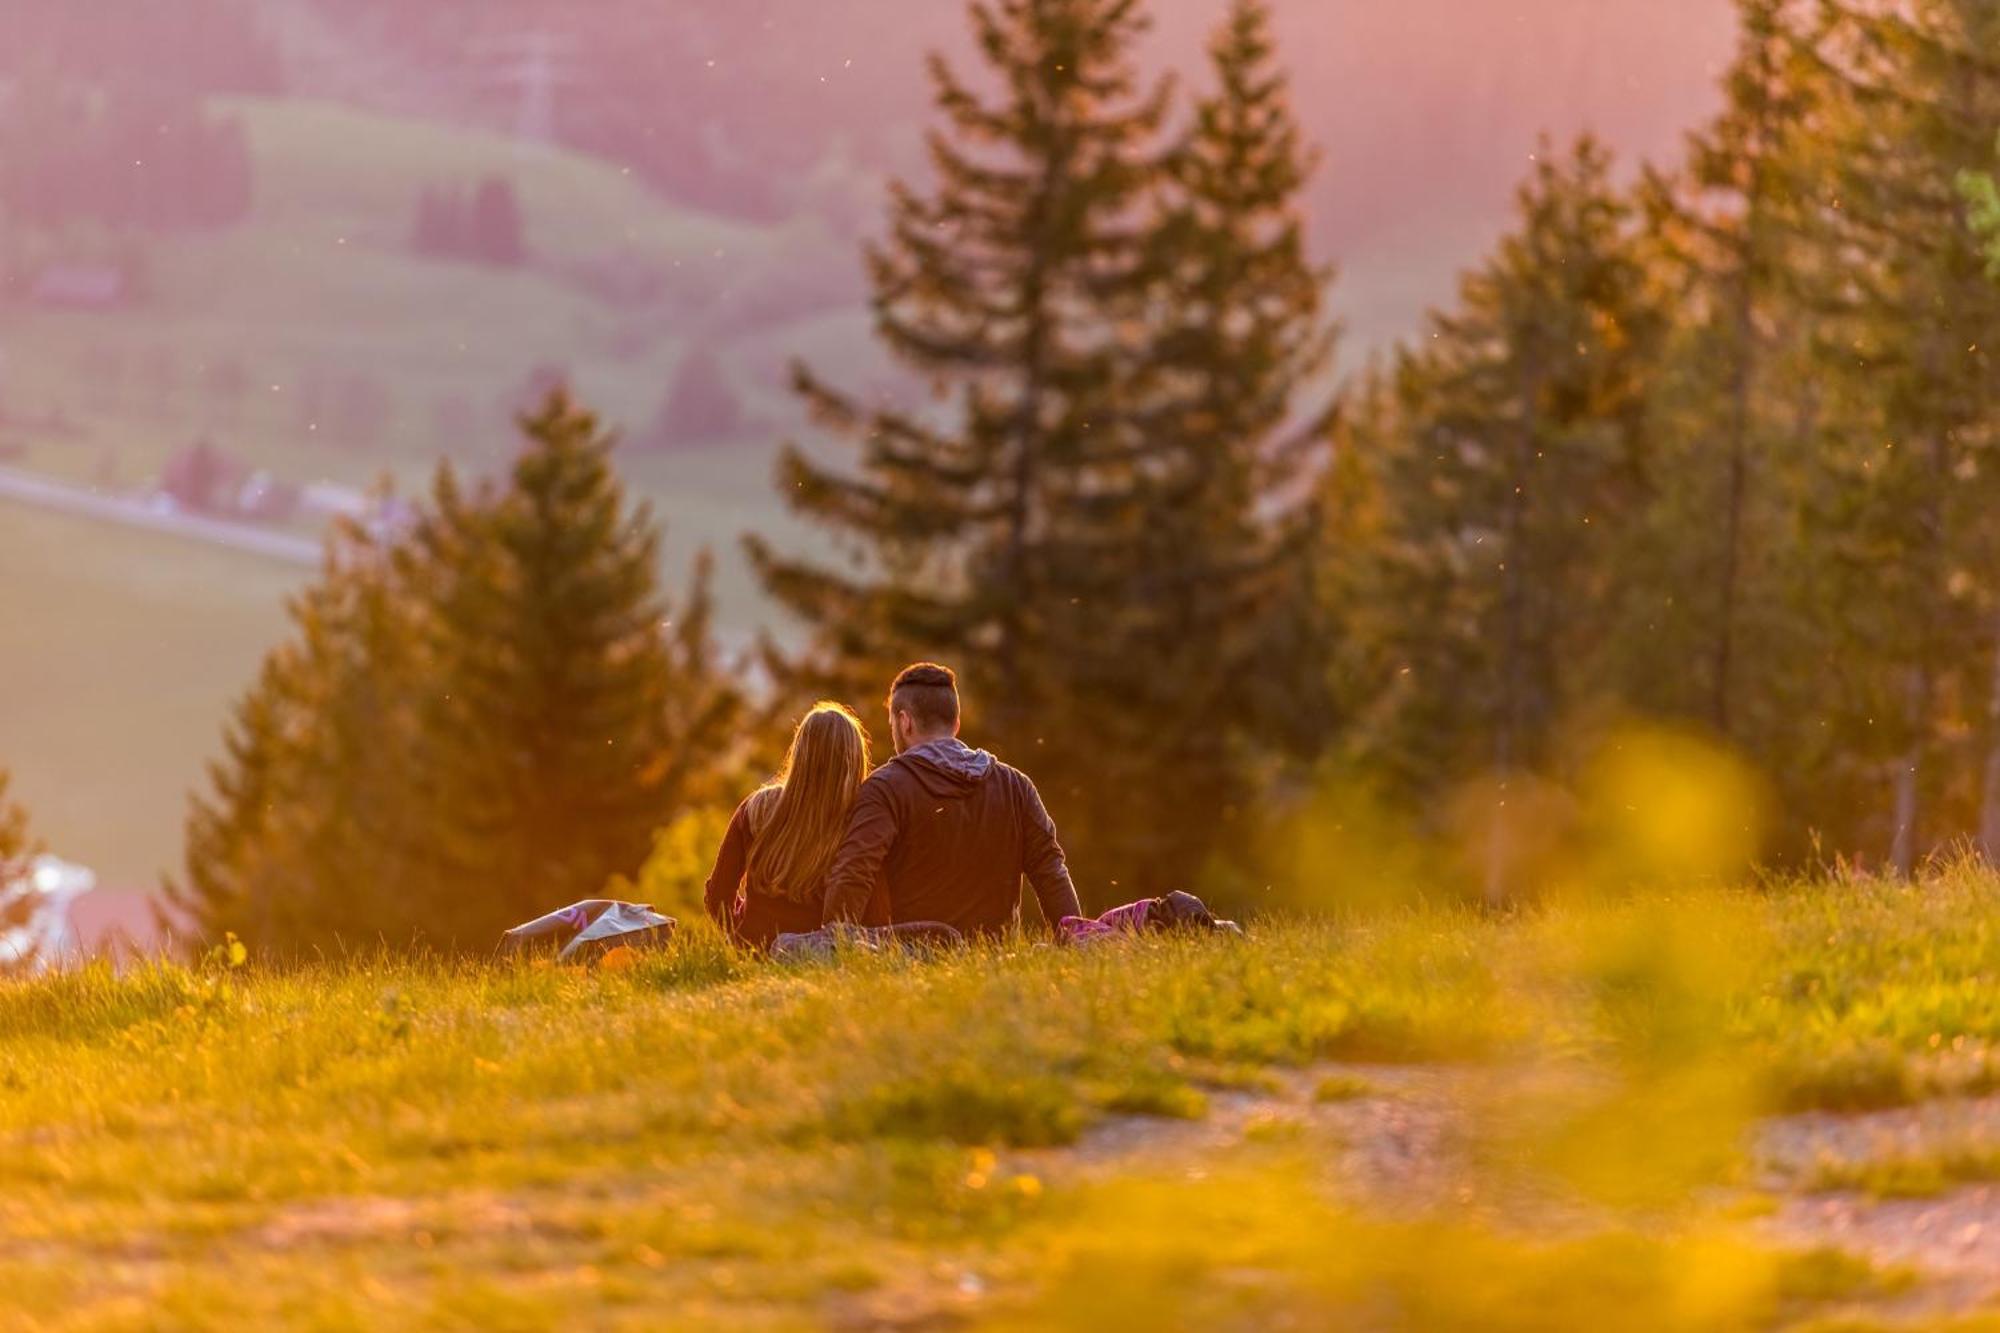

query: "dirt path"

left=1045, top=1065, right=1481, bottom=1211
left=1027, top=1068, right=2000, bottom=1319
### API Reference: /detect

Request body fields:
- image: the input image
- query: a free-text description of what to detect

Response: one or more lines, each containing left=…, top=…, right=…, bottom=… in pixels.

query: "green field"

left=0, top=507, right=300, bottom=890
left=2, top=871, right=1996, bottom=1328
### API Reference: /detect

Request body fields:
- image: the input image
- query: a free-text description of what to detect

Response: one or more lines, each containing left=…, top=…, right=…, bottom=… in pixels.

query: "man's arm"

left=1019, top=774, right=1082, bottom=926
left=822, top=778, right=900, bottom=924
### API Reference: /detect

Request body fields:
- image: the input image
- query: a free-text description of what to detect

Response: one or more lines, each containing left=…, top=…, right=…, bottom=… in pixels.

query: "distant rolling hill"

left=275, top=0, right=1740, bottom=352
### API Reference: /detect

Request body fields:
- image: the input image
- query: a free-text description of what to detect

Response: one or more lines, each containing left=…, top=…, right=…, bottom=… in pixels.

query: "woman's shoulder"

left=742, top=783, right=784, bottom=835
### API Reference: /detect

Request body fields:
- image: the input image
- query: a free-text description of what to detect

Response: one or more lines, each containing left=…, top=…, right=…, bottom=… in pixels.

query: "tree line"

left=144, top=0, right=2000, bottom=950
left=0, top=0, right=282, bottom=99
left=1321, top=0, right=2000, bottom=880
left=0, top=81, right=254, bottom=234
left=411, top=178, right=528, bottom=268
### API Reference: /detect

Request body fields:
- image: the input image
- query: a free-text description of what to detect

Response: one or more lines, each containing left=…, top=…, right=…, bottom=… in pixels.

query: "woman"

left=704, top=701, right=884, bottom=948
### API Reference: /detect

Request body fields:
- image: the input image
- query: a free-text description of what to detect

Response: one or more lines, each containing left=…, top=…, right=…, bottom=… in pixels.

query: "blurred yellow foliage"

left=1006, top=1159, right=1800, bottom=1332
left=1575, top=728, right=1768, bottom=888
left=1280, top=726, right=1769, bottom=913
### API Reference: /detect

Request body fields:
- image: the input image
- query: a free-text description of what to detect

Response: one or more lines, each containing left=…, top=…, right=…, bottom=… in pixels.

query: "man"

left=821, top=662, right=1081, bottom=938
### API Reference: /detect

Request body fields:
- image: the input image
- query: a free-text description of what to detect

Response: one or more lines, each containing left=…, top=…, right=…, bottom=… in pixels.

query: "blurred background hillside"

left=2, top=0, right=1732, bottom=891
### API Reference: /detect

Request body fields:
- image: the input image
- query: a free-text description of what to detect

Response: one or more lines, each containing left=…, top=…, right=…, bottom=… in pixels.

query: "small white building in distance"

left=1, top=856, right=178, bottom=970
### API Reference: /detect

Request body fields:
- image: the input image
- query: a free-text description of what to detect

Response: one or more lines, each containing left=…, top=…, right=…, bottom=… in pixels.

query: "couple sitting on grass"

left=704, top=662, right=1237, bottom=953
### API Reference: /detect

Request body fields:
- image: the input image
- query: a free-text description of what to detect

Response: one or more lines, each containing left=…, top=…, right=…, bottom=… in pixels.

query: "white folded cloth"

left=502, top=899, right=676, bottom=962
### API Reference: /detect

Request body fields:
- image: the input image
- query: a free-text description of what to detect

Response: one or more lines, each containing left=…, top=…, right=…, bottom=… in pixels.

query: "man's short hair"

left=889, top=662, right=960, bottom=730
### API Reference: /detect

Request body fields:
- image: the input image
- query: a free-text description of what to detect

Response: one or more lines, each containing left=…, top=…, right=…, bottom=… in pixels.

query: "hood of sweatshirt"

left=895, top=737, right=996, bottom=799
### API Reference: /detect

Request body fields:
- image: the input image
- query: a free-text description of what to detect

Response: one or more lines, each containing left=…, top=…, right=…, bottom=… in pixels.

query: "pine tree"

left=1038, top=0, right=1339, bottom=895
left=746, top=0, right=1172, bottom=890
left=1785, top=0, right=2000, bottom=869
left=1342, top=138, right=1666, bottom=890
left=470, top=177, right=526, bottom=266
left=169, top=520, right=431, bottom=951
left=1321, top=359, right=1420, bottom=781
left=1627, top=0, right=1817, bottom=742
left=649, top=347, right=745, bottom=448
left=410, top=392, right=742, bottom=935
left=173, top=393, right=743, bottom=952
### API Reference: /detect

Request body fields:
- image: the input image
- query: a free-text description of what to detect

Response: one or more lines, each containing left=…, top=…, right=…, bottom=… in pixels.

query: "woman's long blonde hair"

left=745, top=702, right=871, bottom=903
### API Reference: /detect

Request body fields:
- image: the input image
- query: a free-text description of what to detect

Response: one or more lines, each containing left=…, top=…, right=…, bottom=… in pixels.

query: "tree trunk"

left=1978, top=612, right=2000, bottom=862
left=1712, top=217, right=1764, bottom=738
left=1712, top=39, right=1781, bottom=739
left=997, top=122, right=1070, bottom=745
left=1489, top=364, right=1541, bottom=904
left=1888, top=665, right=1929, bottom=878
left=1712, top=307, right=1752, bottom=738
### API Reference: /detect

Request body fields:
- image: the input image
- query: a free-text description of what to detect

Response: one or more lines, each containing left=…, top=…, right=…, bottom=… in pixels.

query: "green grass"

left=1744, top=865, right=2000, bottom=1111
left=1313, top=1071, right=1378, bottom=1102
left=1, top=874, right=1995, bottom=1328
left=1806, top=1140, right=2000, bottom=1200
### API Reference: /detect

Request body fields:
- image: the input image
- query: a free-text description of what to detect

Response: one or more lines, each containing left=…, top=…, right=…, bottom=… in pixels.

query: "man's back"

left=821, top=738, right=1080, bottom=938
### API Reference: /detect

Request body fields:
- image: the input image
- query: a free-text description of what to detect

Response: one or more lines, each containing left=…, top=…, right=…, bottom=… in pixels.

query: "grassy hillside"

left=2, top=96, right=848, bottom=632
left=2, top=872, right=1996, bottom=1328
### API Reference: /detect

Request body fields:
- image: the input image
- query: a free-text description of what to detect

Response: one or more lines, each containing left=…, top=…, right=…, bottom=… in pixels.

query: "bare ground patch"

left=1751, top=1097, right=2000, bottom=1311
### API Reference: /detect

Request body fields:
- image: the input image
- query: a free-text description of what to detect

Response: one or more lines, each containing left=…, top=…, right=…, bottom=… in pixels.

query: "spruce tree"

left=470, top=177, right=527, bottom=267
left=650, top=348, right=745, bottom=448
left=1042, top=0, right=1339, bottom=894
left=1786, top=0, right=2000, bottom=869
left=1627, top=0, right=1815, bottom=742
left=1342, top=138, right=1666, bottom=888
left=174, top=393, right=743, bottom=952
left=746, top=0, right=1172, bottom=893
left=409, top=392, right=742, bottom=935
left=170, top=521, right=437, bottom=951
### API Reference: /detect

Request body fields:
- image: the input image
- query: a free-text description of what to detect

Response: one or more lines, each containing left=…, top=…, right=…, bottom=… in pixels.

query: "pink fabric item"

left=1058, top=898, right=1155, bottom=943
